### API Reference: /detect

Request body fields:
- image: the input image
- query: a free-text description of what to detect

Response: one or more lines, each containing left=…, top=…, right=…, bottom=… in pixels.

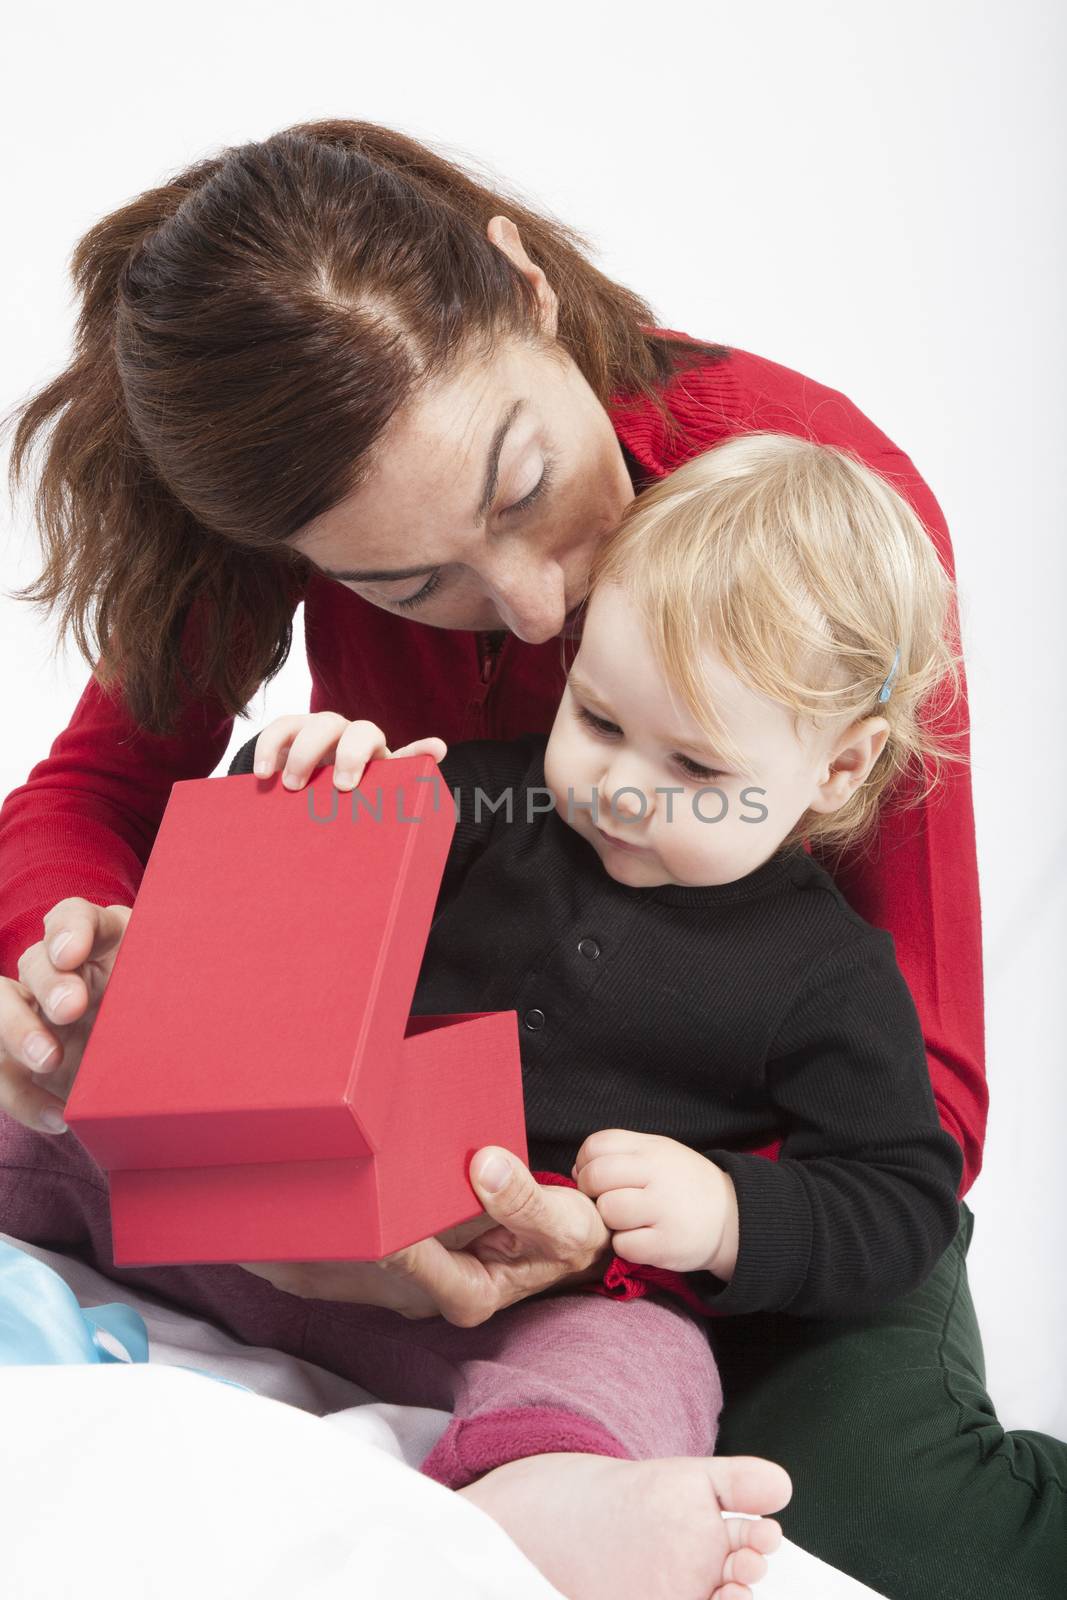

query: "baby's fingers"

left=252, top=714, right=347, bottom=783
left=268, top=716, right=390, bottom=791
left=329, top=725, right=438, bottom=790
left=387, top=737, right=448, bottom=764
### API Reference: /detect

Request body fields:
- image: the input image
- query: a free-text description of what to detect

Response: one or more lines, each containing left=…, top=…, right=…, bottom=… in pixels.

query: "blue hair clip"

left=877, top=645, right=901, bottom=704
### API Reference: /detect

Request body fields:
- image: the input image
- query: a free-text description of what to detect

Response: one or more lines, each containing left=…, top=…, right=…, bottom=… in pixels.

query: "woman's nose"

left=489, top=560, right=569, bottom=645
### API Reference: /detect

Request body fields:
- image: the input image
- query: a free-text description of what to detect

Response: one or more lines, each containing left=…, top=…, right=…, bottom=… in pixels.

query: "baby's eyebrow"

left=565, top=672, right=607, bottom=709
left=567, top=673, right=743, bottom=771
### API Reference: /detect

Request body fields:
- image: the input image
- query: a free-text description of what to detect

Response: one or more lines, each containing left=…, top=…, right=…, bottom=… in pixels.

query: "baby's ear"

left=226, top=734, right=262, bottom=778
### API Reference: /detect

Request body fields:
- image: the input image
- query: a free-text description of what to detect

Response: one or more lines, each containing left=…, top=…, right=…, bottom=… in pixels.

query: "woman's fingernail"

left=48, top=986, right=75, bottom=1016
left=39, top=1108, right=68, bottom=1134
left=476, top=1153, right=511, bottom=1193
left=335, top=771, right=352, bottom=786
left=254, top=762, right=270, bottom=777
left=282, top=772, right=301, bottom=789
left=25, top=1033, right=58, bottom=1067
left=49, top=931, right=73, bottom=962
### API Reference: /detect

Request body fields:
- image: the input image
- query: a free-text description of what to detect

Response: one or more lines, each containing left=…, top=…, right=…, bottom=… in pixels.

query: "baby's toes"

left=709, top=1582, right=754, bottom=1600
left=724, top=1546, right=768, bottom=1586
left=710, top=1512, right=783, bottom=1597
left=739, top=1515, right=782, bottom=1556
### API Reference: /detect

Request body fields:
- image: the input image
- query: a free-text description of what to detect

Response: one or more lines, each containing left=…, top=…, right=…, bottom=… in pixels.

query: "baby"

left=228, top=431, right=965, bottom=1600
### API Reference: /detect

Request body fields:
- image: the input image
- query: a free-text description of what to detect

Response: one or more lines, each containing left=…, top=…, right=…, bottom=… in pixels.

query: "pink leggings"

left=299, top=1288, right=723, bottom=1488
left=0, top=1119, right=722, bottom=1489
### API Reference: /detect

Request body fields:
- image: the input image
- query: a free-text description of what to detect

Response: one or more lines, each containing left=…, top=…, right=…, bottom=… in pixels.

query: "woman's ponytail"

left=4, top=120, right=725, bottom=735
left=4, top=153, right=305, bottom=735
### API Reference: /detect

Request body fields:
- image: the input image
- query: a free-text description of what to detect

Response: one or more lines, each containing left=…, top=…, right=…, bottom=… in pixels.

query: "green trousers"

left=712, top=1204, right=1067, bottom=1599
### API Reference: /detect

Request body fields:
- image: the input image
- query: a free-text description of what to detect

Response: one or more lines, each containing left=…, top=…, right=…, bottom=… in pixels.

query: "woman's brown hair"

left=3, top=119, right=727, bottom=735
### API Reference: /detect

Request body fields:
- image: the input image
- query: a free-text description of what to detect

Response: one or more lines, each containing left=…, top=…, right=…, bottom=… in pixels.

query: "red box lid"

left=66, top=753, right=459, bottom=1170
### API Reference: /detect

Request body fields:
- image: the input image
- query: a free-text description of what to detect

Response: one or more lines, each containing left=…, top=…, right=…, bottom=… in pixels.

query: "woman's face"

left=288, top=338, right=636, bottom=642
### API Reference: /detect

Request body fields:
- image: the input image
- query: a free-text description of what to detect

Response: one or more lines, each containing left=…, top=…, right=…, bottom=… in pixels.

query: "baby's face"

left=542, top=582, right=839, bottom=890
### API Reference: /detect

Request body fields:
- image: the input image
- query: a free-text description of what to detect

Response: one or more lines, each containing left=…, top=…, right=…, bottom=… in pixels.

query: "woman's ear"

left=487, top=214, right=559, bottom=338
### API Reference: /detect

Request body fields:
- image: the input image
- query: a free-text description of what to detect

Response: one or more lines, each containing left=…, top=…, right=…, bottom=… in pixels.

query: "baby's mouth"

left=595, top=823, right=651, bottom=855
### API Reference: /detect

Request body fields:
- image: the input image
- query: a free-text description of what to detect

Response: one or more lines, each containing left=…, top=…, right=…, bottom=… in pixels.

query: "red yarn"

left=532, top=1169, right=724, bottom=1321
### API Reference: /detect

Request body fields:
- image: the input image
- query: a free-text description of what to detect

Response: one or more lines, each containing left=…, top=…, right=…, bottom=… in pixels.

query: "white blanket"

left=0, top=1234, right=886, bottom=1599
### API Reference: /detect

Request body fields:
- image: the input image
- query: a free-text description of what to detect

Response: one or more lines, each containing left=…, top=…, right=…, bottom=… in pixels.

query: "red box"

left=64, top=754, right=527, bottom=1267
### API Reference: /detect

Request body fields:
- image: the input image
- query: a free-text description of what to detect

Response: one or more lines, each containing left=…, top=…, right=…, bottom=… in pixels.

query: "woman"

left=0, top=119, right=1062, bottom=1596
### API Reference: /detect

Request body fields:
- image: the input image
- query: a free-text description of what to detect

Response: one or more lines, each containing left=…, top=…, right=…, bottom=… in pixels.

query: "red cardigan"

left=0, top=339, right=987, bottom=1200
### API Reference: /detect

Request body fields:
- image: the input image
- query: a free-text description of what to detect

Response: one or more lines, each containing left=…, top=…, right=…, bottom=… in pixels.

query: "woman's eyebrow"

left=319, top=559, right=438, bottom=582
left=316, top=398, right=527, bottom=582
left=475, top=398, right=525, bottom=521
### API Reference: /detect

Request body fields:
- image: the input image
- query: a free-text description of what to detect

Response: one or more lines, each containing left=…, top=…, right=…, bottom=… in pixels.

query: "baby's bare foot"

left=458, top=1451, right=791, bottom=1600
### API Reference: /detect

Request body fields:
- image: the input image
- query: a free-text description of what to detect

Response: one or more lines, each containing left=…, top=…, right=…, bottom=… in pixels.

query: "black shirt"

left=228, top=727, right=962, bottom=1320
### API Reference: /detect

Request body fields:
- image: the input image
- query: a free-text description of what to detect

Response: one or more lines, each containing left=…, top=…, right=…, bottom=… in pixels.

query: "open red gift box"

left=64, top=754, right=527, bottom=1268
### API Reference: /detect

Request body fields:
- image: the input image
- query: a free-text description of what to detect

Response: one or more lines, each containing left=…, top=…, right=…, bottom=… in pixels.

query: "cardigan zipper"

left=476, top=630, right=508, bottom=685
left=467, top=630, right=508, bottom=738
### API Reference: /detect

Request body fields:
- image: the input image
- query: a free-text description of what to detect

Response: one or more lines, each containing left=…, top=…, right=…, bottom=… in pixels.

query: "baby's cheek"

left=675, top=795, right=781, bottom=881
left=664, top=805, right=736, bottom=878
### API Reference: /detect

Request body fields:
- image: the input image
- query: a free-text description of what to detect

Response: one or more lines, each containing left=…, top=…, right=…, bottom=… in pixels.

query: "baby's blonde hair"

left=584, top=431, right=968, bottom=862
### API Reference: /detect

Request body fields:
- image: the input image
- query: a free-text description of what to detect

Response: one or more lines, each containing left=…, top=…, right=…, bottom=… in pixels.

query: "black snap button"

left=523, top=1008, right=546, bottom=1031
left=578, top=938, right=601, bottom=960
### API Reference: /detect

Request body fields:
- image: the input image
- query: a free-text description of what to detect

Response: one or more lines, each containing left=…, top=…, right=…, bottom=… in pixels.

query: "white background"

left=2, top=2, right=1064, bottom=1438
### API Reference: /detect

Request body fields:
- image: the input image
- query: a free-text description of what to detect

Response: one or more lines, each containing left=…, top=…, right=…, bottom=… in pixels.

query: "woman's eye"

left=504, top=454, right=555, bottom=516
left=387, top=454, right=557, bottom=612
left=390, top=571, right=445, bottom=612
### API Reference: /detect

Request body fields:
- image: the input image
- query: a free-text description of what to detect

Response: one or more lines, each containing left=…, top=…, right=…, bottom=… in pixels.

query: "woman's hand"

left=240, top=1214, right=500, bottom=1321
left=0, top=899, right=133, bottom=1134
left=244, top=718, right=613, bottom=1321
left=241, top=1148, right=614, bottom=1326
left=249, top=712, right=448, bottom=792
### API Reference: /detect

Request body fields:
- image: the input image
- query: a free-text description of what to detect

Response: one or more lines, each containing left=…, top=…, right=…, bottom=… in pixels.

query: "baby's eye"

left=577, top=707, right=620, bottom=737
left=676, top=755, right=727, bottom=783
left=579, top=705, right=727, bottom=781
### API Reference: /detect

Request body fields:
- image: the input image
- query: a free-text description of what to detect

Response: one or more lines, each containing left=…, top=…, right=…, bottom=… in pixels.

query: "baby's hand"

left=572, top=1128, right=739, bottom=1278
left=250, top=713, right=448, bottom=793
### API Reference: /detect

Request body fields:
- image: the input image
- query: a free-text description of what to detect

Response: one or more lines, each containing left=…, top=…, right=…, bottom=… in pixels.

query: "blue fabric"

left=0, top=1241, right=251, bottom=1391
